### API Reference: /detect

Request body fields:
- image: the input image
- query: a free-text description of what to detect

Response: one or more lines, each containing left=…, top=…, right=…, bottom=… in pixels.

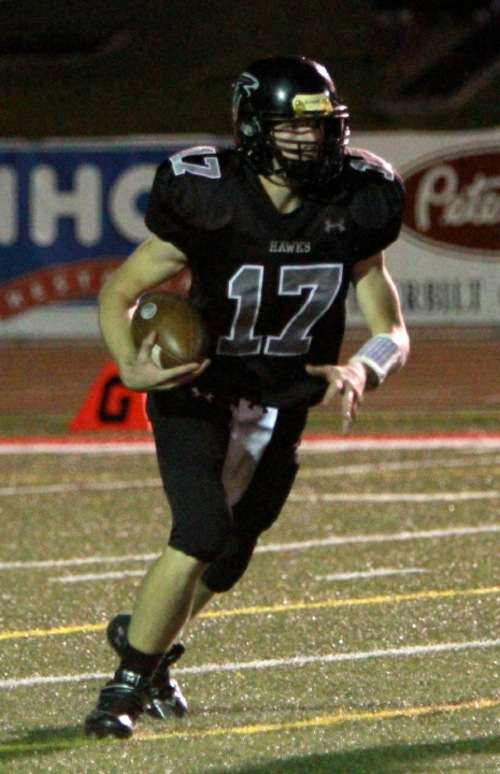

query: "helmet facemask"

left=260, top=113, right=350, bottom=187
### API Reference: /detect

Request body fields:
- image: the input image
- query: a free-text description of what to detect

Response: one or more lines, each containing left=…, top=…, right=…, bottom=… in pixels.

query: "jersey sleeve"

left=146, top=160, right=193, bottom=241
left=145, top=149, right=234, bottom=253
left=346, top=150, right=406, bottom=261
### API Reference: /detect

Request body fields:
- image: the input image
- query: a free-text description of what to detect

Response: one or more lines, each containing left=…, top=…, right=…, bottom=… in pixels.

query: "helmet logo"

left=292, top=94, right=334, bottom=116
left=232, top=71, right=259, bottom=122
left=238, top=72, right=259, bottom=97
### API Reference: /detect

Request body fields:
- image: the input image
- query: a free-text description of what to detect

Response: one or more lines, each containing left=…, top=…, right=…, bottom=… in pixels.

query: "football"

left=131, top=292, right=210, bottom=369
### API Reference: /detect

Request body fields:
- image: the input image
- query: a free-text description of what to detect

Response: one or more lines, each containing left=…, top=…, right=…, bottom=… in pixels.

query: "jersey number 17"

left=217, top=264, right=343, bottom=357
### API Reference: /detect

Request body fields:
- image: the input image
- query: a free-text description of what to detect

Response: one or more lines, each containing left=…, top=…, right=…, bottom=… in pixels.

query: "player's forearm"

left=353, top=257, right=409, bottom=386
left=97, top=237, right=188, bottom=370
left=351, top=289, right=409, bottom=388
left=98, top=280, right=138, bottom=370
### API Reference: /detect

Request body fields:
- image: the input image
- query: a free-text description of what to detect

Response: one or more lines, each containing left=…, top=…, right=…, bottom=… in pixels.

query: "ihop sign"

left=0, top=137, right=229, bottom=321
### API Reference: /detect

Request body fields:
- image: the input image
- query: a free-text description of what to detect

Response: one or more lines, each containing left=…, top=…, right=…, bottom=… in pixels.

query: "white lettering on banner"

left=415, top=165, right=500, bottom=231
left=398, top=279, right=482, bottom=314
left=347, top=279, right=482, bottom=316
left=0, top=167, right=17, bottom=244
left=109, top=165, right=156, bottom=243
left=441, top=174, right=500, bottom=227
left=30, top=165, right=102, bottom=246
left=415, top=166, right=455, bottom=230
left=0, top=163, right=156, bottom=248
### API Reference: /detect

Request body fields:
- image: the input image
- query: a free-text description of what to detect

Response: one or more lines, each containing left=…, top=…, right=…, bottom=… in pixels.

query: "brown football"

left=131, top=292, right=210, bottom=369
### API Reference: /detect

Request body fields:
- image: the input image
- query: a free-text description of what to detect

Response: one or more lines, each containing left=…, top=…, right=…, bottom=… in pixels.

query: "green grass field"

left=0, top=417, right=499, bottom=773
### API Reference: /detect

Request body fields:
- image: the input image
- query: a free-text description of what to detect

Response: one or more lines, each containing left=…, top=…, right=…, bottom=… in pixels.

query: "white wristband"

left=349, top=334, right=404, bottom=386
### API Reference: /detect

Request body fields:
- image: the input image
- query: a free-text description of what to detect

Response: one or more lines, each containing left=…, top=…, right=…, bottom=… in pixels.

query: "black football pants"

left=146, top=388, right=308, bottom=592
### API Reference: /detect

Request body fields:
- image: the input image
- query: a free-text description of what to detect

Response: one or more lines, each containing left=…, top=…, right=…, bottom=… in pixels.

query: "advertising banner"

left=0, top=129, right=498, bottom=337
left=349, top=128, right=499, bottom=328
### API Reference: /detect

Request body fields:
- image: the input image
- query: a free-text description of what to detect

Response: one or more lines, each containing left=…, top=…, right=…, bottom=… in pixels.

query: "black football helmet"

left=232, top=56, right=350, bottom=187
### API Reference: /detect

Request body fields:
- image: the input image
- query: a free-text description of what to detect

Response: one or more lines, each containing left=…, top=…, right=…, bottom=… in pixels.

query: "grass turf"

left=0, top=421, right=499, bottom=773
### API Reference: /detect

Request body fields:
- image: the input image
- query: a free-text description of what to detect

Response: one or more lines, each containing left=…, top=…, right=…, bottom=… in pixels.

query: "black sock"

left=117, top=641, right=164, bottom=677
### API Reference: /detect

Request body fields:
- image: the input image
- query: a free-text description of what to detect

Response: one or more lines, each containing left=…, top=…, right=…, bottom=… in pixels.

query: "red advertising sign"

left=401, top=145, right=500, bottom=260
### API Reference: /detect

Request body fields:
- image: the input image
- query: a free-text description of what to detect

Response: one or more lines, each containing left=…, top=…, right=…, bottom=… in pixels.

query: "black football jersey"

left=145, top=146, right=405, bottom=408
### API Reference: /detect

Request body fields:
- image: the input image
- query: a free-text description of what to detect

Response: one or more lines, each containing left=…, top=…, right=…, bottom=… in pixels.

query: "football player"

left=85, top=55, right=409, bottom=738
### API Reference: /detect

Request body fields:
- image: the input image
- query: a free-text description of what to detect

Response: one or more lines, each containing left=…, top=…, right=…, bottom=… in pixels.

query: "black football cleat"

left=84, top=669, right=150, bottom=739
left=106, top=613, right=188, bottom=718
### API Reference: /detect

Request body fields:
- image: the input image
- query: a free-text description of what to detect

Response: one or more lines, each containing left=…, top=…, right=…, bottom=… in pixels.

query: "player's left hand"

left=305, top=361, right=368, bottom=434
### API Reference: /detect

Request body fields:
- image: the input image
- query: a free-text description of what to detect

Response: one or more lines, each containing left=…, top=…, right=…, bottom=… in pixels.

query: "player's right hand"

left=120, top=332, right=210, bottom=392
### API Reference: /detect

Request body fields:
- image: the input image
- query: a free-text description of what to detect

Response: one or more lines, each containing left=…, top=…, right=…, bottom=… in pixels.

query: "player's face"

left=272, top=119, right=324, bottom=160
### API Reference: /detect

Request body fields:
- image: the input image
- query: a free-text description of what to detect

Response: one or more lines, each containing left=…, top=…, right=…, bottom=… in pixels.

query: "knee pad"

left=201, top=530, right=258, bottom=593
left=168, top=502, right=233, bottom=564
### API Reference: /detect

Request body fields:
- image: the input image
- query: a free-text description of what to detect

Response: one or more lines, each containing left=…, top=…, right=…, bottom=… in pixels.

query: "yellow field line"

left=199, top=585, right=500, bottom=620
left=141, top=697, right=500, bottom=742
left=1, top=585, right=499, bottom=642
left=0, top=697, right=498, bottom=753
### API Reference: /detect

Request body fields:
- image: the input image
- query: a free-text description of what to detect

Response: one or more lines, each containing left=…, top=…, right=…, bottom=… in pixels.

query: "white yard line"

left=2, top=485, right=497, bottom=503
left=0, top=433, right=499, bottom=455
left=288, top=491, right=499, bottom=503
left=300, top=437, right=500, bottom=452
left=48, top=570, right=146, bottom=583
left=315, top=568, right=428, bottom=581
left=0, top=553, right=159, bottom=571
left=1, top=524, right=499, bottom=571
left=0, top=441, right=156, bottom=455
left=2, top=455, right=498, bottom=497
left=298, top=455, right=500, bottom=478
left=257, top=525, right=500, bottom=553
left=0, top=479, right=161, bottom=497
left=51, top=566, right=430, bottom=585
left=1, top=638, right=498, bottom=690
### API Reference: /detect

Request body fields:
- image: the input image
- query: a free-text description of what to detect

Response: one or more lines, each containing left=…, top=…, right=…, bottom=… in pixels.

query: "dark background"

left=0, top=0, right=498, bottom=138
